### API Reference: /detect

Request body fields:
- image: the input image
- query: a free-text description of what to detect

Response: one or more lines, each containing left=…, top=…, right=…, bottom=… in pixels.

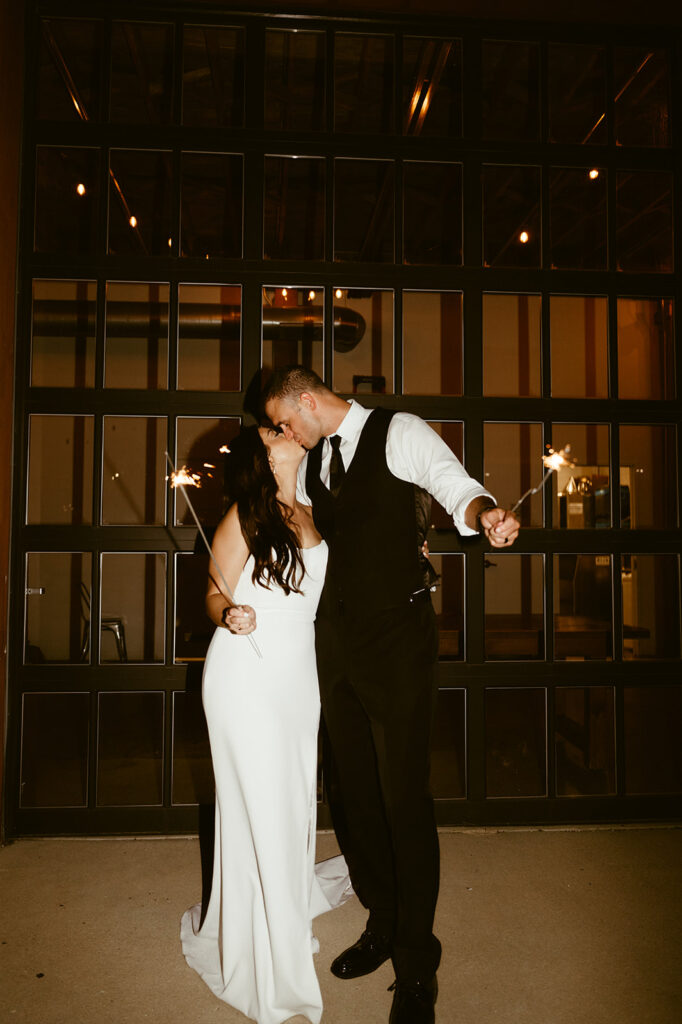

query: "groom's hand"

left=223, top=604, right=257, bottom=634
left=479, top=507, right=520, bottom=548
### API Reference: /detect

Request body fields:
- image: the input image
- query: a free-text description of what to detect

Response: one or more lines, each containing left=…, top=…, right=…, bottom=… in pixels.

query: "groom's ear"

left=299, top=391, right=317, bottom=411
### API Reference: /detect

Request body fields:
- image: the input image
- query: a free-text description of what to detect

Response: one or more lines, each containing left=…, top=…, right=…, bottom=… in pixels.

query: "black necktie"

left=329, top=435, right=345, bottom=496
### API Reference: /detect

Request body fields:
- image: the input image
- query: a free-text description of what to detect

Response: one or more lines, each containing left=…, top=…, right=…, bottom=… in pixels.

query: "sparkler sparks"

left=511, top=444, right=575, bottom=514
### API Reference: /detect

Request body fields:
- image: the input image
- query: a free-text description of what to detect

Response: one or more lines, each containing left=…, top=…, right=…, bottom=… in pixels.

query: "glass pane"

left=485, top=554, right=545, bottom=661
left=108, top=150, right=173, bottom=256
left=20, top=693, right=89, bottom=807
left=548, top=43, right=606, bottom=144
left=332, top=289, right=393, bottom=394
left=483, top=165, right=540, bottom=268
left=616, top=171, right=673, bottom=273
left=619, top=425, right=677, bottom=529
left=25, top=552, right=92, bottom=664
left=175, top=553, right=212, bottom=663
left=403, top=37, right=461, bottom=137
left=483, top=293, right=541, bottom=397
left=624, top=686, right=682, bottom=794
left=550, top=296, right=608, bottom=398
left=100, top=553, right=166, bottom=663
left=549, top=167, right=607, bottom=270
left=183, top=25, right=244, bottom=127
left=555, top=687, right=616, bottom=796
left=178, top=283, right=241, bottom=391
left=618, top=297, right=675, bottom=400
left=554, top=554, right=613, bottom=660
left=175, top=416, right=241, bottom=527
left=262, top=286, right=324, bottom=377
left=403, top=291, right=462, bottom=396
left=110, top=21, right=174, bottom=124
left=552, top=423, right=610, bottom=529
left=429, top=554, right=464, bottom=661
left=105, top=282, right=169, bottom=389
left=38, top=18, right=102, bottom=121
left=35, top=146, right=99, bottom=254
left=181, top=152, right=243, bottom=258
left=102, top=417, right=167, bottom=525
left=265, top=29, right=325, bottom=131
left=615, top=48, right=671, bottom=148
left=264, top=156, right=325, bottom=261
left=172, top=690, right=214, bottom=804
left=334, top=159, right=394, bottom=262
left=403, top=162, right=461, bottom=265
left=31, top=280, right=96, bottom=388
left=27, top=415, right=93, bottom=525
left=484, top=422, right=543, bottom=528
left=485, top=688, right=547, bottom=796
left=482, top=40, right=540, bottom=141
left=430, top=689, right=466, bottom=798
left=334, top=33, right=393, bottom=133
left=622, top=554, right=680, bottom=660
left=97, top=692, right=164, bottom=805
left=427, top=422, right=463, bottom=529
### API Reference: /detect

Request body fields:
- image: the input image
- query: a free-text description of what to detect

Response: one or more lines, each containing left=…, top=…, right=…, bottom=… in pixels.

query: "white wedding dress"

left=181, top=540, right=350, bottom=1024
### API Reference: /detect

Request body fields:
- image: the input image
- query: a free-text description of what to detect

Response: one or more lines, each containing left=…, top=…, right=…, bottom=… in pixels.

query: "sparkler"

left=510, top=444, right=575, bottom=514
left=166, top=451, right=262, bottom=658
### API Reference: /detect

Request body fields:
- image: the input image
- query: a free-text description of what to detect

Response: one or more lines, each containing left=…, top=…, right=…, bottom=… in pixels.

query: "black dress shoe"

left=388, top=976, right=438, bottom=1024
left=330, top=929, right=392, bottom=979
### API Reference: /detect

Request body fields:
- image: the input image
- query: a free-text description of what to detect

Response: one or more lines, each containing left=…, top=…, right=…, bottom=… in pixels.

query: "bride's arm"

left=205, top=504, right=253, bottom=630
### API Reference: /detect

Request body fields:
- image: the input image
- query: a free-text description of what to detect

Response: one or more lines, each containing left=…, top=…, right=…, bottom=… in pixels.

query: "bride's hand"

left=222, top=604, right=257, bottom=634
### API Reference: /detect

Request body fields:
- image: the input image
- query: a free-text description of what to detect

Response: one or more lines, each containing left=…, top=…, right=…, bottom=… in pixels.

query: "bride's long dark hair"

left=225, top=425, right=304, bottom=595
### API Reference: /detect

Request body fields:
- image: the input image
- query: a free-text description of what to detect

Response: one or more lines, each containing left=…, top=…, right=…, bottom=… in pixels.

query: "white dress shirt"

left=296, top=400, right=495, bottom=536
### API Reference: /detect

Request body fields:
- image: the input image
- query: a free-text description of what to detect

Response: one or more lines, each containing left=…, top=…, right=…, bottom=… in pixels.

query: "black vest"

left=306, top=408, right=423, bottom=613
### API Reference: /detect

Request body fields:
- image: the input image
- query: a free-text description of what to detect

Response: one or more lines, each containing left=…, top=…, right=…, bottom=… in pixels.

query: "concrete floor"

left=1, top=827, right=681, bottom=1024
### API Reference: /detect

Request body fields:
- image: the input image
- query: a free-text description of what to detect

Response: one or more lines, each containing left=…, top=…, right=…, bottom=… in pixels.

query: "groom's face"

left=266, top=394, right=322, bottom=450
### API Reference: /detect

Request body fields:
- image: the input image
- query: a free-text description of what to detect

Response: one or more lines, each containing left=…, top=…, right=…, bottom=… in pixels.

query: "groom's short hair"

left=264, top=365, right=328, bottom=403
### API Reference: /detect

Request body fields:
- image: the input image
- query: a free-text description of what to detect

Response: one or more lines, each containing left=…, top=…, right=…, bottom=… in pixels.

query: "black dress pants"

left=316, top=593, right=441, bottom=982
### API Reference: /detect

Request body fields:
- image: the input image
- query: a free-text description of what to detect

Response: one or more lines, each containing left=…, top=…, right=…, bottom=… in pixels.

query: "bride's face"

left=258, top=426, right=305, bottom=472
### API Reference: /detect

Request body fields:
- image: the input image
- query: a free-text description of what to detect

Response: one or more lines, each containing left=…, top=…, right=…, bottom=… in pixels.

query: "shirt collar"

left=328, top=399, right=370, bottom=445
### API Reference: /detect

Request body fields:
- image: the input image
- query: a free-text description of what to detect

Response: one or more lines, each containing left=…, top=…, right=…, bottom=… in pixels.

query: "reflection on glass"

left=27, top=415, right=93, bottom=525
left=175, top=417, right=241, bottom=527
left=334, top=33, right=393, bottom=133
left=264, top=157, right=325, bottom=261
left=100, top=553, right=166, bottom=663
left=178, top=284, right=241, bottom=391
left=619, top=425, right=677, bottom=529
left=554, top=555, right=613, bottom=660
left=102, top=417, right=167, bottom=525
left=483, top=294, right=541, bottom=397
left=24, top=552, right=92, bottom=664
left=430, top=689, right=466, bottom=798
left=548, top=43, right=606, bottom=144
left=617, top=298, right=675, bottom=400
left=38, top=18, right=102, bottom=121
left=616, top=171, right=673, bottom=273
left=429, top=554, right=464, bottom=660
left=108, top=150, right=173, bottom=256
left=403, top=291, right=462, bottom=396
left=615, top=48, right=671, bottom=148
left=97, top=692, right=164, bottom=805
left=555, top=687, right=616, bottom=796
left=20, top=693, right=89, bottom=807
left=332, top=289, right=393, bottom=394
left=482, top=41, right=540, bottom=141
left=550, top=295, right=608, bottom=398
left=175, top=553, right=212, bottom=663
left=172, top=690, right=214, bottom=803
left=403, top=37, right=461, bottom=137
left=484, top=422, right=543, bottom=527
left=427, top=422, right=463, bottom=528
left=35, top=146, right=99, bottom=253
left=549, top=168, right=607, bottom=270
left=403, top=162, right=461, bottom=265
left=183, top=25, right=244, bottom=127
left=105, top=282, right=169, bottom=389
left=485, top=688, right=547, bottom=796
left=334, top=160, right=394, bottom=262
left=624, top=685, right=682, bottom=794
left=262, top=286, right=324, bottom=378
left=552, top=423, right=610, bottom=529
left=181, top=152, right=243, bottom=258
left=485, top=554, right=545, bottom=660
left=483, top=165, right=540, bottom=268
left=31, top=280, right=96, bottom=388
left=265, top=30, right=325, bottom=131
left=622, top=554, right=680, bottom=660
left=110, top=21, right=174, bottom=124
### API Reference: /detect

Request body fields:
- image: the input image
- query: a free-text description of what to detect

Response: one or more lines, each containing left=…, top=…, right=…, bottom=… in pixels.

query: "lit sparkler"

left=510, top=444, right=575, bottom=514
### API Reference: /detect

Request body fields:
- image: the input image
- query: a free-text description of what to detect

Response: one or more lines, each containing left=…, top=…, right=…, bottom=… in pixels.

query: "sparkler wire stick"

left=166, top=452, right=262, bottom=658
left=510, top=445, right=574, bottom=515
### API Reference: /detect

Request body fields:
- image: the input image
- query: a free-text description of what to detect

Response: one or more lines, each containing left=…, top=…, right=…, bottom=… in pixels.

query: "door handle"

left=25, top=587, right=46, bottom=595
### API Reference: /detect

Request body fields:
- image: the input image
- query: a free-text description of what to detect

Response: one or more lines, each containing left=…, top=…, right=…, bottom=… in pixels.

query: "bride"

left=181, top=424, right=350, bottom=1024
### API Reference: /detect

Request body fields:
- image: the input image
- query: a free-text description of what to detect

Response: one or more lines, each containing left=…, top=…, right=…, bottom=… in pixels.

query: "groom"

left=264, top=366, right=519, bottom=1024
